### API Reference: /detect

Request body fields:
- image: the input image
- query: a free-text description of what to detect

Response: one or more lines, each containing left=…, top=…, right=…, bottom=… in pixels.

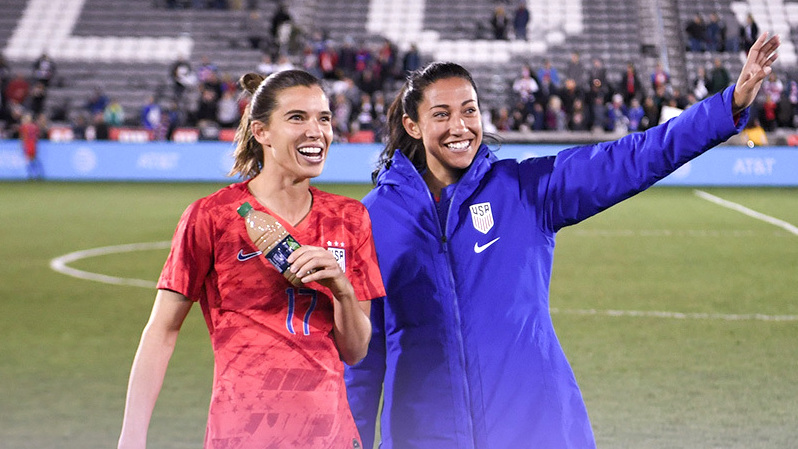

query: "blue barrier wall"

left=1, top=140, right=796, bottom=186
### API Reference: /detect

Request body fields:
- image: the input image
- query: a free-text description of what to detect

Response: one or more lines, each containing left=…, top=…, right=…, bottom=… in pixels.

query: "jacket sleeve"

left=344, top=296, right=386, bottom=448
left=532, top=84, right=747, bottom=233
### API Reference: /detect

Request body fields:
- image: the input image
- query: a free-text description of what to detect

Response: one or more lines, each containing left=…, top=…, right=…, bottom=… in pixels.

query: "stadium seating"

left=2, top=0, right=796, bottom=131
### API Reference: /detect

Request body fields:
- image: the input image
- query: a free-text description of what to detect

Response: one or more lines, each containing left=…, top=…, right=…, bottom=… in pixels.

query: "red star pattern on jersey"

left=158, top=181, right=384, bottom=449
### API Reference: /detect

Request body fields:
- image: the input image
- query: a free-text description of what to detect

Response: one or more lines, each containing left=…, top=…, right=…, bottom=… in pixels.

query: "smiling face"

left=403, top=77, right=482, bottom=187
left=251, top=85, right=333, bottom=182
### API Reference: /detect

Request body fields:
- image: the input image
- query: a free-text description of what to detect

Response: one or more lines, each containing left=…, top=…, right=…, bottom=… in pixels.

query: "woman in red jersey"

left=118, top=70, right=385, bottom=449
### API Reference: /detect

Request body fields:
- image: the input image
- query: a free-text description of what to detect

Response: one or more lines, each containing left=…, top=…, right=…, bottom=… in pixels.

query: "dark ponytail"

left=373, top=62, right=479, bottom=184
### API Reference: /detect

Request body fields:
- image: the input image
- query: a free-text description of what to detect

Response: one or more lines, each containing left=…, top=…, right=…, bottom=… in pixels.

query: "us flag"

left=470, top=202, right=494, bottom=234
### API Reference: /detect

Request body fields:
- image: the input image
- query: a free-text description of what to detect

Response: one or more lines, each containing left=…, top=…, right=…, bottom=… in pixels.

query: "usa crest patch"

left=469, top=202, right=494, bottom=234
left=327, top=241, right=346, bottom=272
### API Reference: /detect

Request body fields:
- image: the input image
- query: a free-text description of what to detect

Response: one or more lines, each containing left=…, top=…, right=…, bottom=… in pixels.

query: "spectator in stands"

left=784, top=79, right=798, bottom=127
left=565, top=51, right=586, bottom=86
left=559, top=77, right=585, bottom=118
left=606, top=92, right=629, bottom=132
left=27, top=81, right=47, bottom=117
left=544, top=95, right=567, bottom=131
left=492, top=106, right=512, bottom=131
left=318, top=41, right=339, bottom=80
left=32, top=53, right=56, bottom=88
left=686, top=14, right=707, bottom=52
left=626, top=97, right=645, bottom=131
left=650, top=61, right=671, bottom=94
left=338, top=36, right=358, bottom=78
left=619, top=62, right=643, bottom=105
left=512, top=63, right=539, bottom=105
left=402, top=43, right=422, bottom=77
left=104, top=98, right=125, bottom=126
left=4, top=72, right=30, bottom=109
left=376, top=38, right=398, bottom=83
left=760, top=94, right=778, bottom=131
left=568, top=97, right=590, bottom=131
left=88, top=112, right=110, bottom=141
left=196, top=87, right=219, bottom=125
left=708, top=57, right=731, bottom=95
left=170, top=55, right=197, bottom=103
left=332, top=92, right=352, bottom=141
left=762, top=71, right=783, bottom=104
left=587, top=57, right=609, bottom=99
left=271, top=3, right=292, bottom=51
left=588, top=95, right=606, bottom=132
left=513, top=1, right=530, bottom=40
left=70, top=112, right=89, bottom=140
left=490, top=5, right=509, bottom=40
left=691, top=65, right=709, bottom=100
left=372, top=90, right=388, bottom=141
left=197, top=55, right=220, bottom=84
left=217, top=89, right=240, bottom=128
left=356, top=66, right=382, bottom=97
left=740, top=13, right=759, bottom=53
left=640, top=95, right=659, bottom=129
left=537, top=58, right=561, bottom=91
left=140, top=96, right=162, bottom=131
left=354, top=92, right=376, bottom=132
left=706, top=13, right=727, bottom=52
left=85, top=87, right=110, bottom=116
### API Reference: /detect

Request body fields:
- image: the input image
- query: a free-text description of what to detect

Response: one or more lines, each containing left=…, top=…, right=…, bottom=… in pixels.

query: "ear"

left=251, top=120, right=270, bottom=147
left=402, top=114, right=422, bottom=140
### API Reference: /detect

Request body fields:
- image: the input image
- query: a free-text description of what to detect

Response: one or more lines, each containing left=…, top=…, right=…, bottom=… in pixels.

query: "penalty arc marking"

left=48, top=239, right=797, bottom=321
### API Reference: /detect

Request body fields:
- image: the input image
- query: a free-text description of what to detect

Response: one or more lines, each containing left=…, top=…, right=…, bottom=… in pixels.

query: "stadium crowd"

left=0, top=4, right=795, bottom=144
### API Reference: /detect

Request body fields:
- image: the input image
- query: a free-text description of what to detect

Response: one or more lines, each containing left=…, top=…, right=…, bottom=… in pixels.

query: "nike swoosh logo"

left=237, top=249, right=263, bottom=261
left=474, top=237, right=500, bottom=254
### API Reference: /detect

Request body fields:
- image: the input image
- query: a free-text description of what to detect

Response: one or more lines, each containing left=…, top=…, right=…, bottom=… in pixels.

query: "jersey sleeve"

left=348, top=204, right=386, bottom=302
left=157, top=198, right=214, bottom=301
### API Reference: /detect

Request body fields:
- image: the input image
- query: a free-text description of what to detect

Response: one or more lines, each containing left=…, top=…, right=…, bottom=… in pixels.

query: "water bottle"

left=237, top=202, right=303, bottom=286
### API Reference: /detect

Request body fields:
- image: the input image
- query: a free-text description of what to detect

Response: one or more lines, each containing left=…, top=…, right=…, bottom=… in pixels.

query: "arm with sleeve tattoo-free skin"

left=117, top=290, right=193, bottom=449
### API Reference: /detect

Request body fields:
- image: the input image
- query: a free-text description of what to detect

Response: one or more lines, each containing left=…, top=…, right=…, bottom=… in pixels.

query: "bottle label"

left=264, top=234, right=301, bottom=273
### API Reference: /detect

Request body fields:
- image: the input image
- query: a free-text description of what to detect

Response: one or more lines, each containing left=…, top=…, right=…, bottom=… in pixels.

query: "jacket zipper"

left=423, top=178, right=477, bottom=449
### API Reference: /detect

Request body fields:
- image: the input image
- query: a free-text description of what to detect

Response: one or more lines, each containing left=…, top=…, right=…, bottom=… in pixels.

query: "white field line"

left=50, top=235, right=797, bottom=321
left=694, top=189, right=798, bottom=236
left=49, top=241, right=171, bottom=288
left=550, top=308, right=798, bottom=321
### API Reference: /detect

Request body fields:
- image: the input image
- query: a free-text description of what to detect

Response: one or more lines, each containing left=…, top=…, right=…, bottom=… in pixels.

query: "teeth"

left=298, top=147, right=322, bottom=156
left=446, top=141, right=469, bottom=150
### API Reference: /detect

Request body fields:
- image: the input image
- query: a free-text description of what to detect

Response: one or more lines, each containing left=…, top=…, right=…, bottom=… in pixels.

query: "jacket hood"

left=375, top=143, right=497, bottom=191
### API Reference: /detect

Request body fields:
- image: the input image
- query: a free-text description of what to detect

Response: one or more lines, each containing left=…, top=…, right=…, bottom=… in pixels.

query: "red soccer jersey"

left=158, top=181, right=385, bottom=449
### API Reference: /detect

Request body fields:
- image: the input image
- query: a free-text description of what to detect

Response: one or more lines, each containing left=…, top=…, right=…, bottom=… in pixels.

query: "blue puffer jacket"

left=345, top=86, right=746, bottom=449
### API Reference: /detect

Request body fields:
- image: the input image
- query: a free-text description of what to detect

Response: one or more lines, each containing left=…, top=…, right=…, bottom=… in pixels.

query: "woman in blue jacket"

left=345, top=33, right=779, bottom=449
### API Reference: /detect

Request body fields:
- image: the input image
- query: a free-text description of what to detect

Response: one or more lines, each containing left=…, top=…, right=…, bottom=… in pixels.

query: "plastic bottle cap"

left=237, top=202, right=253, bottom=217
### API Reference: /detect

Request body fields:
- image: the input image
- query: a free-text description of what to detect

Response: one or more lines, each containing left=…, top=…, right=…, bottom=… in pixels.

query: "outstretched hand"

left=733, top=32, right=781, bottom=115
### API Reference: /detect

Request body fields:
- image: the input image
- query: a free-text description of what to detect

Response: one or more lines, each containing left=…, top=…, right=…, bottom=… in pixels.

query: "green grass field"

left=1, top=181, right=796, bottom=449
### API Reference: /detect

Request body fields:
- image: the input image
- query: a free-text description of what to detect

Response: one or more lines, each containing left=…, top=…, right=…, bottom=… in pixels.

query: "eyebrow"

left=283, top=109, right=333, bottom=117
left=429, top=99, right=477, bottom=110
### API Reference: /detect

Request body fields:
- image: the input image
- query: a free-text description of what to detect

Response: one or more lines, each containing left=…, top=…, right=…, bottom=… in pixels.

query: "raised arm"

left=118, top=289, right=193, bottom=449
